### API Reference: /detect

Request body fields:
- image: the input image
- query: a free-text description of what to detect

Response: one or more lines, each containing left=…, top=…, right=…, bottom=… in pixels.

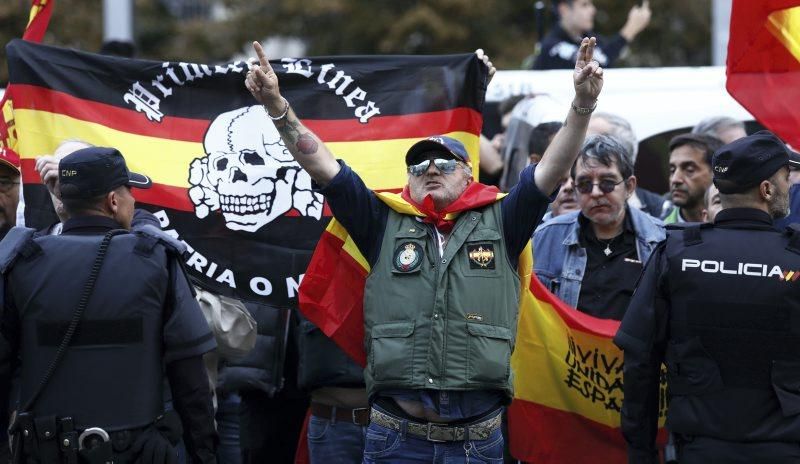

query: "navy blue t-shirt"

left=318, top=161, right=554, bottom=419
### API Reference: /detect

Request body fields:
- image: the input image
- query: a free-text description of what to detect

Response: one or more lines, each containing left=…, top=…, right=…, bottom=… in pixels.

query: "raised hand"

left=475, top=49, right=497, bottom=84
left=573, top=37, right=604, bottom=106
left=241, top=41, right=341, bottom=185
left=245, top=41, right=284, bottom=114
left=35, top=155, right=59, bottom=194
left=621, top=0, right=652, bottom=41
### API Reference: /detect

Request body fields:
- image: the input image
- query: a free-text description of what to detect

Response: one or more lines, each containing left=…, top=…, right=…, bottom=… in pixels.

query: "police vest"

left=363, top=202, right=520, bottom=400
left=7, top=228, right=174, bottom=431
left=664, top=224, right=800, bottom=441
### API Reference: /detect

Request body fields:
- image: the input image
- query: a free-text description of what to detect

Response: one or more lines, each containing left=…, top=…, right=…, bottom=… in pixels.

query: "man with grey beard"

left=617, top=131, right=800, bottom=463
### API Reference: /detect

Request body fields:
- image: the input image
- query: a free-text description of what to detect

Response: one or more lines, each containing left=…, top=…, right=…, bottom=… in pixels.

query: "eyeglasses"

left=407, top=158, right=460, bottom=177
left=0, top=179, right=19, bottom=192
left=575, top=178, right=625, bottom=194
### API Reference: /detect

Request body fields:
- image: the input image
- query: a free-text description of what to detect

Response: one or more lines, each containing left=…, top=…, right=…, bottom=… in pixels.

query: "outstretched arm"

left=245, top=41, right=341, bottom=187
left=533, top=37, right=604, bottom=195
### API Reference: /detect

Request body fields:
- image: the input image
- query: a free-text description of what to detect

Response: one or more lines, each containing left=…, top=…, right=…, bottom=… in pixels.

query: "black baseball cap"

left=712, top=131, right=800, bottom=194
left=59, top=147, right=152, bottom=199
left=405, top=136, right=471, bottom=166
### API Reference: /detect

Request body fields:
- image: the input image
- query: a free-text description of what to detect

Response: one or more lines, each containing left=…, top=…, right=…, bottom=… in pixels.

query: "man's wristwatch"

left=571, top=100, right=597, bottom=115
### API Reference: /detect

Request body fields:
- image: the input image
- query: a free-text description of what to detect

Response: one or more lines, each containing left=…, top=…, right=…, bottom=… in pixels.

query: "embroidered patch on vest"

left=467, top=244, right=495, bottom=269
left=393, top=242, right=423, bottom=272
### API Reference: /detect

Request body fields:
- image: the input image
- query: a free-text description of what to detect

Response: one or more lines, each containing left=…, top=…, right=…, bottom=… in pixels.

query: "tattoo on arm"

left=274, top=112, right=318, bottom=156
left=296, top=134, right=319, bottom=155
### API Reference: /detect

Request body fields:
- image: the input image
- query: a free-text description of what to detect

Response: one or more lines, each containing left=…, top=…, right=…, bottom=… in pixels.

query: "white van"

left=485, top=66, right=757, bottom=194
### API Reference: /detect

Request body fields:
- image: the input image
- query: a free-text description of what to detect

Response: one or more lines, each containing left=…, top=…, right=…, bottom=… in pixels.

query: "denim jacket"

left=532, top=207, right=666, bottom=308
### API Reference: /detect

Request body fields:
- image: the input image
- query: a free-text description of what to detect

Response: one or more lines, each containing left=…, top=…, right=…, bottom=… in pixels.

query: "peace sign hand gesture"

left=245, top=41, right=285, bottom=115
left=573, top=37, right=604, bottom=107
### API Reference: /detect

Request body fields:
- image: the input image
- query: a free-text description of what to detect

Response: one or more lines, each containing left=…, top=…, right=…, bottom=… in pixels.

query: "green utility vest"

left=363, top=202, right=520, bottom=400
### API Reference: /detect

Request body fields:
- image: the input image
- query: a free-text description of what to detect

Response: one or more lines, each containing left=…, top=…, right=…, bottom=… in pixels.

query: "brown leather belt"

left=369, top=408, right=502, bottom=442
left=310, top=402, right=370, bottom=426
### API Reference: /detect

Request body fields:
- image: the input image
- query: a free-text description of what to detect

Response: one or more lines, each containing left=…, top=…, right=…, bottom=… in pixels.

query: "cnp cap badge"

left=393, top=242, right=423, bottom=273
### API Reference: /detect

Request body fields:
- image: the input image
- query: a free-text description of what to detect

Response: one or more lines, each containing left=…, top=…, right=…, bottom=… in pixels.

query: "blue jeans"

left=361, top=410, right=504, bottom=464
left=308, top=414, right=366, bottom=464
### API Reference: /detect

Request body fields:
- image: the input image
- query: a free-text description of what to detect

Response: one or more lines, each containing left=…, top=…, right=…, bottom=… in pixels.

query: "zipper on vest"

left=427, top=222, right=445, bottom=386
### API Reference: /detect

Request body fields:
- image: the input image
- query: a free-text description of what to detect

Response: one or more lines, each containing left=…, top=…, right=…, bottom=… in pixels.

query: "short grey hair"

left=592, top=112, right=638, bottom=164
left=55, top=139, right=93, bottom=158
left=692, top=116, right=745, bottom=139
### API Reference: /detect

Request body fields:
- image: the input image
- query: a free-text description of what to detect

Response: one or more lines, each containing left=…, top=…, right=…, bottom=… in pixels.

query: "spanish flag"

left=6, top=39, right=487, bottom=303
left=508, top=274, right=667, bottom=463
left=727, top=0, right=800, bottom=147
left=0, top=0, right=54, bottom=151
left=22, top=0, right=54, bottom=42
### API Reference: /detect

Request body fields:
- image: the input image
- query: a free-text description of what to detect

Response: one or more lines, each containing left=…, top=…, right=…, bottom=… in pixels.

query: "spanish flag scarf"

left=392, top=181, right=504, bottom=233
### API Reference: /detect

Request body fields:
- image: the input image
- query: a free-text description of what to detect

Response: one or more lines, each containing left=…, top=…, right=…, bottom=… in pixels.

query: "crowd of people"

left=0, top=3, right=798, bottom=462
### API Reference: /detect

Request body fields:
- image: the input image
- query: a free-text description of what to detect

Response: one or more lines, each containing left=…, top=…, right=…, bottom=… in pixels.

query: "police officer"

left=615, top=131, right=800, bottom=464
left=0, top=147, right=218, bottom=464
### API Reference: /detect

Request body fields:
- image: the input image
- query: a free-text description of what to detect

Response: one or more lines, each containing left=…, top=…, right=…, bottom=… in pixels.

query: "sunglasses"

left=407, top=158, right=460, bottom=177
left=574, top=178, right=625, bottom=194
left=0, top=179, right=19, bottom=193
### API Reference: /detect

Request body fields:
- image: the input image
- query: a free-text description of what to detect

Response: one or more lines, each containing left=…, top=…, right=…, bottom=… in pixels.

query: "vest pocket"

left=370, top=321, right=415, bottom=382
left=467, top=322, right=512, bottom=384
left=665, top=337, right=724, bottom=395
left=771, top=360, right=800, bottom=417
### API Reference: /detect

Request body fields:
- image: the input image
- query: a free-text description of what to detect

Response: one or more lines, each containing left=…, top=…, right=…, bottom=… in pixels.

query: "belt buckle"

left=78, top=427, right=110, bottom=451
left=351, top=408, right=368, bottom=425
left=426, top=423, right=447, bottom=443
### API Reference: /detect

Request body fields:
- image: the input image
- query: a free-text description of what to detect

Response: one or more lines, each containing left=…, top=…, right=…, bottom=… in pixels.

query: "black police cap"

left=59, top=147, right=152, bottom=199
left=712, top=130, right=800, bottom=194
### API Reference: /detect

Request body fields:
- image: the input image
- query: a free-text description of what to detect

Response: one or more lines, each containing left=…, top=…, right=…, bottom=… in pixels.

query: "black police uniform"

left=615, top=208, right=800, bottom=464
left=531, top=24, right=627, bottom=70
left=0, top=217, right=218, bottom=463
left=0, top=147, right=218, bottom=464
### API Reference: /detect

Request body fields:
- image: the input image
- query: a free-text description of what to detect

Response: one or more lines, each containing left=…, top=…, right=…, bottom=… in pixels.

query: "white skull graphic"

left=188, top=106, right=323, bottom=231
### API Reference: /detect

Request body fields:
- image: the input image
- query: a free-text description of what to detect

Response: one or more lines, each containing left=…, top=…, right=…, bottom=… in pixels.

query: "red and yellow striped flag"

left=0, top=0, right=54, bottom=152
left=508, top=269, right=668, bottom=463
left=23, top=0, right=54, bottom=42
left=727, top=0, right=800, bottom=147
left=7, top=39, right=487, bottom=304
